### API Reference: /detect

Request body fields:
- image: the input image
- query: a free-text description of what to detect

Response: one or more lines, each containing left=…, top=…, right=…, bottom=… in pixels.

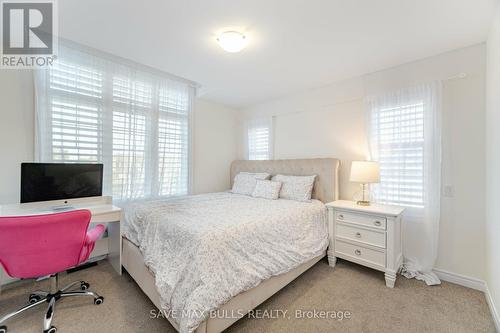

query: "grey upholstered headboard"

left=230, top=158, right=340, bottom=203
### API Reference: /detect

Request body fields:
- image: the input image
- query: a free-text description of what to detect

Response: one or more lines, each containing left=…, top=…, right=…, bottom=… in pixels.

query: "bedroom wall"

left=193, top=99, right=239, bottom=194
left=0, top=73, right=239, bottom=204
left=240, top=44, right=487, bottom=281
left=486, top=4, right=500, bottom=327
left=0, top=70, right=35, bottom=205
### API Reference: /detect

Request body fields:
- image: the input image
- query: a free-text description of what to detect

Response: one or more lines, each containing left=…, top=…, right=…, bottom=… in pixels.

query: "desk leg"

left=107, top=221, right=122, bottom=275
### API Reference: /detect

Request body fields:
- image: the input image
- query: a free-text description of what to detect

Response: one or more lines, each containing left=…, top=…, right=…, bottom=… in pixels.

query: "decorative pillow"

left=252, top=180, right=282, bottom=200
left=231, top=172, right=270, bottom=196
left=272, top=174, right=317, bottom=202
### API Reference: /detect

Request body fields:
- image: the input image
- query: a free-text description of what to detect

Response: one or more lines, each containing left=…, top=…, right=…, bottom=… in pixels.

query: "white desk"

left=0, top=196, right=122, bottom=284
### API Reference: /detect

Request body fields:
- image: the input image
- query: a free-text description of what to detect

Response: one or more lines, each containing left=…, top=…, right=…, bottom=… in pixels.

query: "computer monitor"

left=21, top=163, right=103, bottom=204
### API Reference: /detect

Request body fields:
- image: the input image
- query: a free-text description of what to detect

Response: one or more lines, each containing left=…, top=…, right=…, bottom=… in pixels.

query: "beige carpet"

left=0, top=258, right=495, bottom=332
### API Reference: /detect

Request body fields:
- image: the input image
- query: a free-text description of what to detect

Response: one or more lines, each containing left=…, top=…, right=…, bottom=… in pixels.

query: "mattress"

left=121, top=192, right=328, bottom=333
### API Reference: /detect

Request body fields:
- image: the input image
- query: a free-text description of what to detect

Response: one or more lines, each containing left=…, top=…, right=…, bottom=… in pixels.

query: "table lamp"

left=350, top=161, right=380, bottom=206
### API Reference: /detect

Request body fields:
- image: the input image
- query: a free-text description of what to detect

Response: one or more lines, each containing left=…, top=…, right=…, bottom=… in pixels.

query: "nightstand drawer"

left=335, top=240, right=386, bottom=268
left=336, top=223, right=386, bottom=248
left=336, top=211, right=386, bottom=230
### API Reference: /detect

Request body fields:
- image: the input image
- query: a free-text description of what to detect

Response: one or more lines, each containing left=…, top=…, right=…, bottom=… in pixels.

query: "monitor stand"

left=51, top=205, right=76, bottom=212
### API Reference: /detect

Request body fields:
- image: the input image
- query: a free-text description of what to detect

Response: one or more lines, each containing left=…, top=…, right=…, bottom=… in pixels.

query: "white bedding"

left=122, top=192, right=328, bottom=333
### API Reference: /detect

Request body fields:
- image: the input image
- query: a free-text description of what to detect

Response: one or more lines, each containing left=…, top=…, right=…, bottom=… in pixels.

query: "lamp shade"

left=350, top=161, right=380, bottom=183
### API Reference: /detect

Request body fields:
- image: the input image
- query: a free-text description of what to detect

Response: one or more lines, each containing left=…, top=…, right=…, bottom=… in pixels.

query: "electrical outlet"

left=443, top=185, right=454, bottom=198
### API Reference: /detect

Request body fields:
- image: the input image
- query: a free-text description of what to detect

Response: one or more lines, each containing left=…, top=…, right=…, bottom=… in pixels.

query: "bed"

left=121, top=158, right=340, bottom=333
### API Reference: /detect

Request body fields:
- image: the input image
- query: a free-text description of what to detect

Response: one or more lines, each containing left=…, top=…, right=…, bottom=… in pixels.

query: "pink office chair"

left=0, top=210, right=105, bottom=333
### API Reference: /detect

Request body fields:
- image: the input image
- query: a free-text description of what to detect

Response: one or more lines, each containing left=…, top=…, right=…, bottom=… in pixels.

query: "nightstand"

left=326, top=200, right=405, bottom=288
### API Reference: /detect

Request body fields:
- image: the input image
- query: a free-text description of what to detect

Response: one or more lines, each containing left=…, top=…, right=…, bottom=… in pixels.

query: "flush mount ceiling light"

left=216, top=31, right=248, bottom=53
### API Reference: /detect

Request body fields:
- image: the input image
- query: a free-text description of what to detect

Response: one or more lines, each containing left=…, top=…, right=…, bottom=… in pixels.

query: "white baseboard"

left=433, top=268, right=499, bottom=331
left=485, top=284, right=500, bottom=332
left=433, top=268, right=486, bottom=291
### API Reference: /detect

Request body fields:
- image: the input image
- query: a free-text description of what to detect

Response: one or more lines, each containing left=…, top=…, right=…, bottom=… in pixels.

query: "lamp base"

left=353, top=183, right=374, bottom=206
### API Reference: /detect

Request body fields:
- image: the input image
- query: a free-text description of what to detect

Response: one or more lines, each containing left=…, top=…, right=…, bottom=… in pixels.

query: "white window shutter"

left=370, top=101, right=425, bottom=207
left=35, top=43, right=195, bottom=202
left=246, top=117, right=273, bottom=160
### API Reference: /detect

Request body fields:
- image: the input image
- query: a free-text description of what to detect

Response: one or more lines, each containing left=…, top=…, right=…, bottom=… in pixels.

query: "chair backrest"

left=0, top=209, right=91, bottom=279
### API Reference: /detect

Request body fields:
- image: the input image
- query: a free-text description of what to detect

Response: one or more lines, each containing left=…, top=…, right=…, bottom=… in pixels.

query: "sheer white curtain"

left=35, top=41, right=195, bottom=202
left=367, top=82, right=442, bottom=285
left=245, top=117, right=273, bottom=160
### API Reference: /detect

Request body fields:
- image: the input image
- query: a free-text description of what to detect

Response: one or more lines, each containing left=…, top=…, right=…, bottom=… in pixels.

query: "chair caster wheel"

left=0, top=325, right=7, bottom=333
left=94, top=296, right=104, bottom=305
left=80, top=282, right=90, bottom=290
left=28, top=294, right=41, bottom=304
left=43, top=326, right=56, bottom=333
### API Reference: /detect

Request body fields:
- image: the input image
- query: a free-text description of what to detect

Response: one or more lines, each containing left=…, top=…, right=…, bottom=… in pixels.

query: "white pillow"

left=252, top=180, right=282, bottom=200
left=231, top=172, right=270, bottom=196
left=272, top=174, right=317, bottom=202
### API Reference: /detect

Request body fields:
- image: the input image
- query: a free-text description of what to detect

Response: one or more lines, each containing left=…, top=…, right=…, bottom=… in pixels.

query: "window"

left=368, top=83, right=441, bottom=209
left=370, top=102, right=425, bottom=207
left=246, top=118, right=273, bottom=160
left=35, top=44, right=194, bottom=201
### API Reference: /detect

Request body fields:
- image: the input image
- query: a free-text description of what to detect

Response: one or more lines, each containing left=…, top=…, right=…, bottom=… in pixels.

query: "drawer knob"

left=338, top=214, right=344, bottom=219
left=355, top=232, right=362, bottom=238
left=355, top=249, right=362, bottom=256
left=374, top=220, right=382, bottom=226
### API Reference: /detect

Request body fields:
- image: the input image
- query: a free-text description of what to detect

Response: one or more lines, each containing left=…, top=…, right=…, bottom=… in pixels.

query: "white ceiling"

left=59, top=0, right=497, bottom=108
